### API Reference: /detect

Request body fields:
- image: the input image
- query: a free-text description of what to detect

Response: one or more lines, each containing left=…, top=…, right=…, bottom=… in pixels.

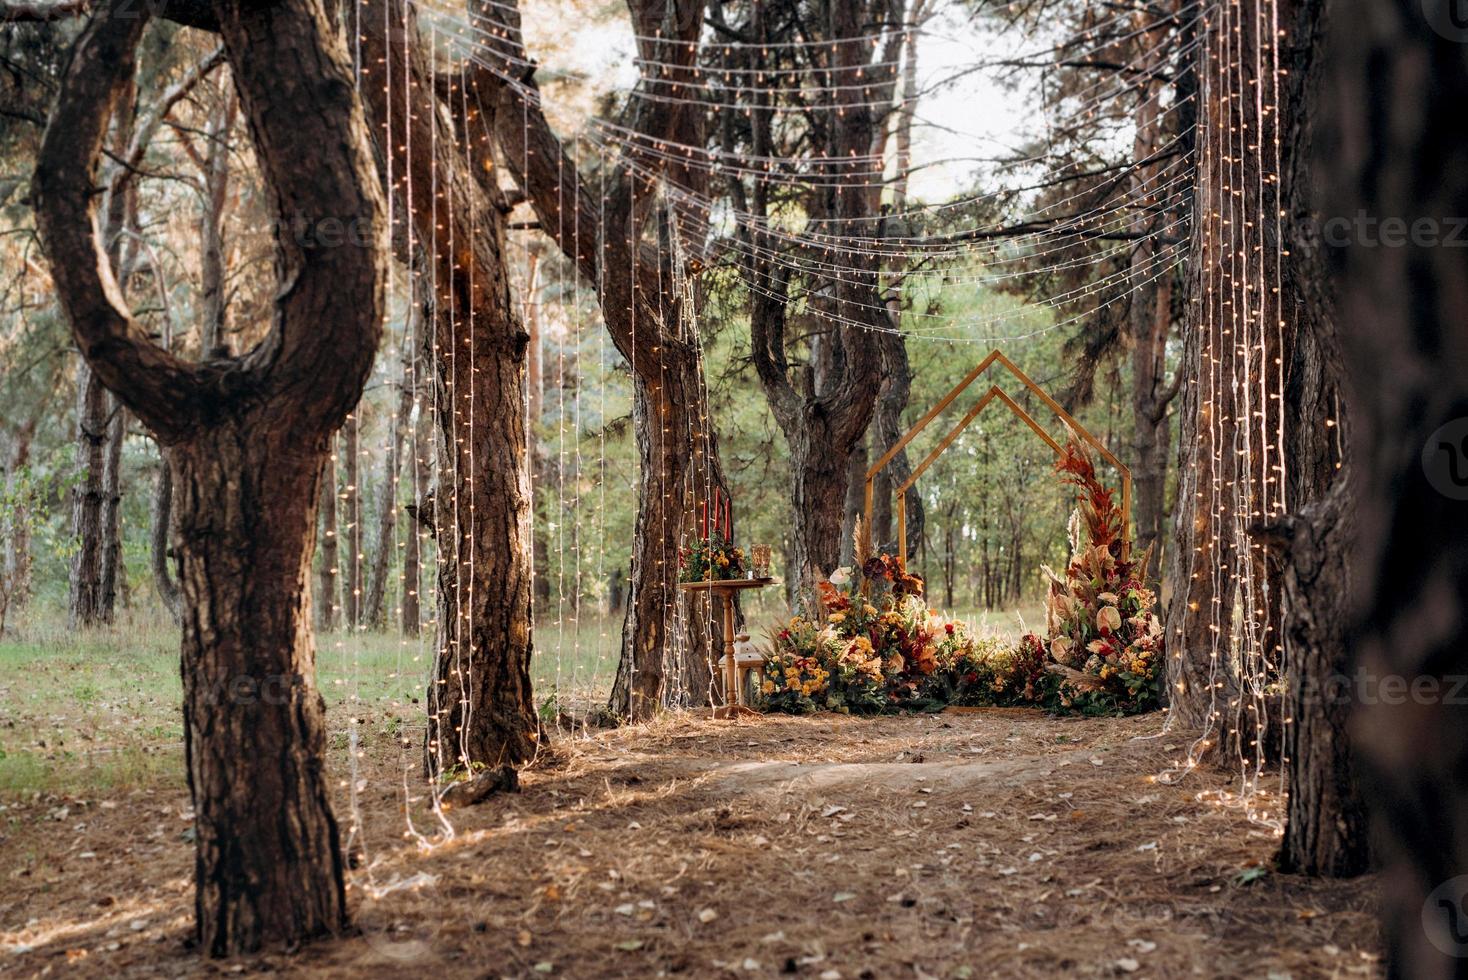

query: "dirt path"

left=2, top=710, right=1379, bottom=978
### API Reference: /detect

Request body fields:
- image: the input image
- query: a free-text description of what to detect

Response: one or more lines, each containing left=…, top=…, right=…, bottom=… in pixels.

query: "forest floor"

left=1, top=642, right=1383, bottom=980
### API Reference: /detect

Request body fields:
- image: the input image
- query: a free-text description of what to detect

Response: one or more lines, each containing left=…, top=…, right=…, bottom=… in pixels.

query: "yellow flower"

left=829, top=612, right=846, bottom=623
left=761, top=680, right=775, bottom=694
left=863, top=604, right=879, bottom=616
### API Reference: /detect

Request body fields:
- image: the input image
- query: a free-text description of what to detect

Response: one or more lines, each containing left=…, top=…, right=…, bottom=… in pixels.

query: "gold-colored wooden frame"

left=864, top=349, right=1132, bottom=567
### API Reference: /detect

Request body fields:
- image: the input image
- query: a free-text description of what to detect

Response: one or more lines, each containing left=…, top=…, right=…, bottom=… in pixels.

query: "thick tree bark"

left=1261, top=477, right=1368, bottom=876
left=361, top=0, right=538, bottom=767
left=33, top=0, right=386, bottom=954
left=171, top=423, right=348, bottom=954
left=1247, top=0, right=1367, bottom=879
left=1320, top=0, right=1468, bottom=970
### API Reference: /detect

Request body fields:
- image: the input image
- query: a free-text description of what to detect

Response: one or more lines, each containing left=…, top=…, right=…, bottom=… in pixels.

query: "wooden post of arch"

left=863, top=349, right=1133, bottom=569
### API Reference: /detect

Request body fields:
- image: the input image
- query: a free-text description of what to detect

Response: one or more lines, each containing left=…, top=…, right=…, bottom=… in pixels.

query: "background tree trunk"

left=401, top=406, right=432, bottom=637
left=316, top=451, right=339, bottom=632
left=340, top=409, right=361, bottom=629
left=68, top=365, right=109, bottom=628
left=0, top=416, right=39, bottom=635
left=364, top=344, right=415, bottom=629
left=98, top=400, right=125, bottom=620
left=477, top=0, right=735, bottom=718
left=150, top=455, right=181, bottom=621
left=1320, top=0, right=1468, bottom=970
left=361, top=0, right=539, bottom=767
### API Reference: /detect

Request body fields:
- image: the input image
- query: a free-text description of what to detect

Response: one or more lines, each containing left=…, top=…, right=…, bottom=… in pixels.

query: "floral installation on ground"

left=758, top=440, right=1163, bottom=716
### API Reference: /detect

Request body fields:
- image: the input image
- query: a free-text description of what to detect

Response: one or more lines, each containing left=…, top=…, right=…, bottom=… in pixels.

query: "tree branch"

left=32, top=0, right=203, bottom=443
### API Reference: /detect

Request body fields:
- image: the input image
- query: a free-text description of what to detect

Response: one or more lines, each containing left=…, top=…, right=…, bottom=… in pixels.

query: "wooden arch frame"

left=863, top=349, right=1133, bottom=567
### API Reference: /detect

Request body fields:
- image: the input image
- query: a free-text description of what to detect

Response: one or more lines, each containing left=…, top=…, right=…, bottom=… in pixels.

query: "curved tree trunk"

left=34, top=0, right=387, bottom=954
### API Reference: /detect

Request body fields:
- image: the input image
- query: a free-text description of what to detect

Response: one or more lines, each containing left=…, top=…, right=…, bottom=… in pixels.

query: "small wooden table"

left=679, top=577, right=778, bottom=719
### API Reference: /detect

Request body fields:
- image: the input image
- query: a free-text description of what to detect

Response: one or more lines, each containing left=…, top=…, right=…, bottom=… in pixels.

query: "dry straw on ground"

left=2, top=708, right=1379, bottom=978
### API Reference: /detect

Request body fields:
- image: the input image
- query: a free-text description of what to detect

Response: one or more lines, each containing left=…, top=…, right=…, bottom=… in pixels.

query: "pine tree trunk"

left=199, top=93, right=234, bottom=355
left=611, top=342, right=724, bottom=717
left=34, top=0, right=386, bottom=954
left=790, top=413, right=855, bottom=583
left=151, top=453, right=181, bottom=621
left=1165, top=0, right=1293, bottom=764
left=360, top=0, right=539, bottom=767
left=0, top=418, right=38, bottom=636
left=476, top=0, right=733, bottom=717
left=364, top=347, right=414, bottom=629
left=840, top=434, right=867, bottom=567
left=424, top=304, right=538, bottom=770
left=172, top=423, right=348, bottom=954
left=98, top=399, right=125, bottom=620
left=1261, top=478, right=1368, bottom=876
left=873, top=329, right=923, bottom=558
left=68, top=364, right=109, bottom=628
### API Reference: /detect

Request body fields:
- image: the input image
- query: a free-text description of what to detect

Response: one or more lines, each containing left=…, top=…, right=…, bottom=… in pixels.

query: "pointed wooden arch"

left=864, top=349, right=1132, bottom=567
